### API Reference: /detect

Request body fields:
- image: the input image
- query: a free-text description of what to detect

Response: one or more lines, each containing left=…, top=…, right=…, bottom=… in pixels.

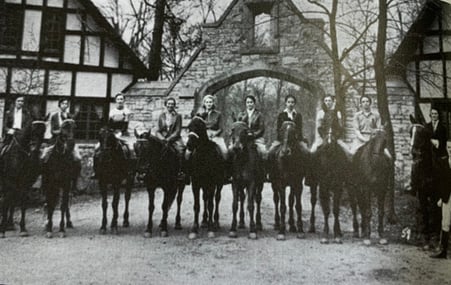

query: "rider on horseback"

left=156, top=97, right=186, bottom=181
left=1, top=96, right=32, bottom=154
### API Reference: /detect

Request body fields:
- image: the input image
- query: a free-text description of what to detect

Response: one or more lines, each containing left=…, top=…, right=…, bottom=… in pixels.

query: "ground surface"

left=1, top=183, right=450, bottom=285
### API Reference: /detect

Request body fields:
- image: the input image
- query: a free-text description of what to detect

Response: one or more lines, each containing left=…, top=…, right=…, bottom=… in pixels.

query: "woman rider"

left=156, top=97, right=186, bottom=181
left=198, top=94, right=228, bottom=160
left=236, top=95, right=267, bottom=159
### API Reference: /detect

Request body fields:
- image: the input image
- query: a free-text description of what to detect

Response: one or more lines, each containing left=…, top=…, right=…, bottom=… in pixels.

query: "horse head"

left=409, top=122, right=432, bottom=159
left=55, top=119, right=76, bottom=155
left=98, top=127, right=119, bottom=151
left=186, top=116, right=208, bottom=152
left=230, top=121, right=249, bottom=152
left=133, top=128, right=167, bottom=179
left=279, top=121, right=297, bottom=156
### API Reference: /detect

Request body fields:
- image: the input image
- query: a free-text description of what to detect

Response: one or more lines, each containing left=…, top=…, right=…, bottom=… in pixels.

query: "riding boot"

left=431, top=230, right=449, bottom=259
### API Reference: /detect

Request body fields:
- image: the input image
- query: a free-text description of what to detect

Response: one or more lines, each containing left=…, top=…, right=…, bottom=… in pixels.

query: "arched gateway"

left=154, top=0, right=337, bottom=126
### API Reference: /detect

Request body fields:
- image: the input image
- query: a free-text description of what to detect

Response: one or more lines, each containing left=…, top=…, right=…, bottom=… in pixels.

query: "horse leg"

left=59, top=185, right=70, bottom=238
left=332, top=186, right=343, bottom=243
left=144, top=187, right=155, bottom=238
left=272, top=183, right=280, bottom=230
left=239, top=187, right=246, bottom=229
left=288, top=187, right=296, bottom=233
left=174, top=183, right=184, bottom=230
left=348, top=184, right=359, bottom=238
left=309, top=182, right=317, bottom=233
left=377, top=189, right=388, bottom=245
left=45, top=184, right=58, bottom=238
left=360, top=187, right=372, bottom=245
left=99, top=182, right=108, bottom=234
left=319, top=185, right=330, bottom=244
left=19, top=186, right=28, bottom=237
left=213, top=185, right=222, bottom=231
left=206, top=186, right=215, bottom=238
left=418, top=188, right=430, bottom=241
left=296, top=184, right=305, bottom=239
left=1, top=191, right=11, bottom=238
left=201, top=194, right=208, bottom=229
left=65, top=197, right=73, bottom=229
left=255, top=183, right=263, bottom=231
left=110, top=184, right=120, bottom=234
left=189, top=184, right=201, bottom=239
left=122, top=174, right=133, bottom=228
left=229, top=183, right=239, bottom=238
left=277, top=186, right=287, bottom=241
left=160, top=185, right=176, bottom=237
left=6, top=205, right=15, bottom=231
left=247, top=184, right=257, bottom=240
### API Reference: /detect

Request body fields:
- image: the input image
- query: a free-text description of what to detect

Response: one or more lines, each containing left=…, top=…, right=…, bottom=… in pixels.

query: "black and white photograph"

left=0, top=0, right=451, bottom=284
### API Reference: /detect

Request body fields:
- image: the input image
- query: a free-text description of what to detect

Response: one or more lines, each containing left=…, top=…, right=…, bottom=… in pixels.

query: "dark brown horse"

left=186, top=116, right=224, bottom=239
left=0, top=121, right=46, bottom=238
left=315, top=129, right=350, bottom=244
left=228, top=121, right=265, bottom=239
left=41, top=119, right=79, bottom=238
left=409, top=118, right=448, bottom=244
left=269, top=121, right=308, bottom=240
left=95, top=127, right=134, bottom=234
left=134, top=130, right=180, bottom=237
left=350, top=129, right=392, bottom=245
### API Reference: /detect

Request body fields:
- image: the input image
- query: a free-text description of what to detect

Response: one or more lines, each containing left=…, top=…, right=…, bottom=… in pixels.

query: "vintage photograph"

left=0, top=0, right=451, bottom=284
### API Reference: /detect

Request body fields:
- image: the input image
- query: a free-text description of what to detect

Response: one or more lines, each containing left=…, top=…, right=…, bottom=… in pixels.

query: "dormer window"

left=241, top=0, right=279, bottom=54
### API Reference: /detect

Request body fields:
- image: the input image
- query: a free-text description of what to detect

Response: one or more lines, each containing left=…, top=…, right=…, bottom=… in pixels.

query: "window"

left=73, top=101, right=105, bottom=140
left=0, top=5, right=24, bottom=50
left=41, top=9, right=64, bottom=54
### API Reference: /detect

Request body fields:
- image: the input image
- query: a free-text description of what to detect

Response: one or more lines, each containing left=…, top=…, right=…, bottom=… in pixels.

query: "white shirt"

left=284, top=108, right=296, bottom=120
left=109, top=106, right=131, bottom=122
left=12, top=108, right=22, bottom=129
left=247, top=109, right=255, bottom=128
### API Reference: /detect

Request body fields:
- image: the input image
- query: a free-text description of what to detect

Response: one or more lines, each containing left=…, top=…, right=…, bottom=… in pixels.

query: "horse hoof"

left=160, top=231, right=168, bottom=238
left=188, top=232, right=197, bottom=240
left=207, top=231, right=215, bottom=238
left=379, top=238, right=388, bottom=245
left=99, top=228, right=107, bottom=235
left=277, top=234, right=286, bottom=241
left=320, top=238, right=329, bottom=244
left=46, top=232, right=53, bottom=239
left=111, top=228, right=119, bottom=235
left=363, top=239, right=371, bottom=246
left=122, top=221, right=129, bottom=228
left=334, top=237, right=343, bottom=244
left=143, top=232, right=152, bottom=238
left=1, top=233, right=5, bottom=238
left=423, top=244, right=431, bottom=251
left=248, top=232, right=257, bottom=240
left=59, top=232, right=66, bottom=238
left=174, top=224, right=182, bottom=230
left=297, top=233, right=306, bottom=239
left=66, top=222, right=74, bottom=229
left=229, top=231, right=237, bottom=238
left=19, top=231, right=29, bottom=237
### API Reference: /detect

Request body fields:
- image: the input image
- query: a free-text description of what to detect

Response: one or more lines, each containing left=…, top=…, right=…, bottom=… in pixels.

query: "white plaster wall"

left=10, top=68, right=45, bottom=95
left=111, top=74, right=133, bottom=95
left=68, top=0, right=84, bottom=9
left=419, top=61, right=443, bottom=98
left=0, top=68, right=7, bottom=93
left=5, top=0, right=22, bottom=3
left=103, top=40, right=119, bottom=68
left=48, top=70, right=72, bottom=96
left=26, top=0, right=42, bottom=5
left=76, top=72, right=107, bottom=97
left=22, top=10, right=42, bottom=52
left=66, top=13, right=83, bottom=31
left=84, top=36, right=101, bottom=66
left=47, top=0, right=64, bottom=8
left=423, top=36, right=439, bottom=54
left=64, top=35, right=81, bottom=64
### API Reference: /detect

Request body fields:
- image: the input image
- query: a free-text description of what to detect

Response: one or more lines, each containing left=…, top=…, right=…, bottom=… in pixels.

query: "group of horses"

left=0, top=114, right=443, bottom=246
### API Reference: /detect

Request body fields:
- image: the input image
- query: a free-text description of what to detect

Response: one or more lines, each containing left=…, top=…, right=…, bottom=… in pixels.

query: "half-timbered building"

left=0, top=0, right=148, bottom=140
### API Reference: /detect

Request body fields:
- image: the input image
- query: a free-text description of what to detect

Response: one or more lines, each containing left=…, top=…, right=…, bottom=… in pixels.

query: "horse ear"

left=409, top=114, right=417, bottom=124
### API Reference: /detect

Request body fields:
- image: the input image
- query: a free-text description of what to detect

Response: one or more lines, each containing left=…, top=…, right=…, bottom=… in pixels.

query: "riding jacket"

left=236, top=109, right=265, bottom=139
left=276, top=110, right=303, bottom=142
